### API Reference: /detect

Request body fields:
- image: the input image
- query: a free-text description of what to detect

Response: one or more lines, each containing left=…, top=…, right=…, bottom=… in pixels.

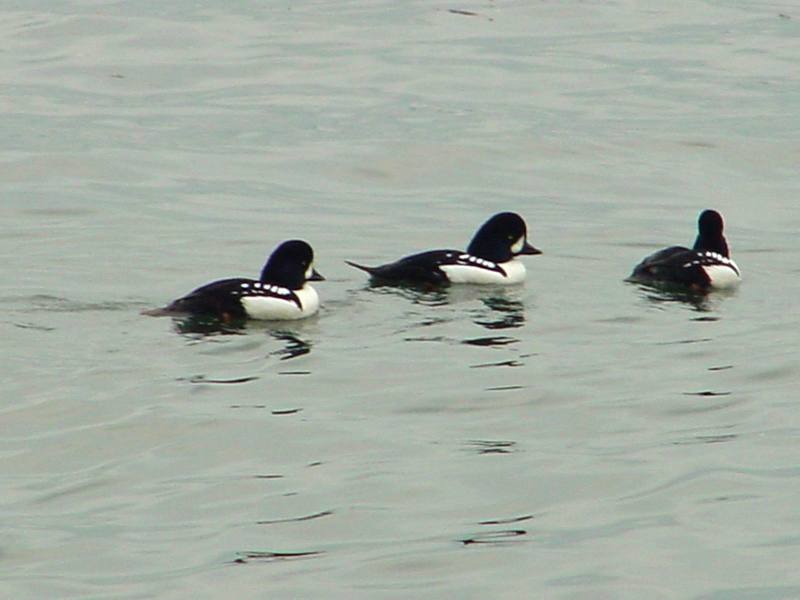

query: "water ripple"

left=183, top=375, right=259, bottom=384
left=461, top=529, right=527, bottom=546
left=232, top=550, right=324, bottom=564
left=466, top=440, right=517, bottom=454
left=462, top=336, right=518, bottom=347
left=256, top=510, right=332, bottom=525
left=478, top=514, right=535, bottom=526
left=470, top=359, right=523, bottom=368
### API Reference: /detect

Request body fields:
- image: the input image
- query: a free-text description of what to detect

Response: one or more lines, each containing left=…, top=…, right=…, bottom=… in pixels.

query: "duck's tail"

left=345, top=260, right=378, bottom=275
left=141, top=306, right=172, bottom=317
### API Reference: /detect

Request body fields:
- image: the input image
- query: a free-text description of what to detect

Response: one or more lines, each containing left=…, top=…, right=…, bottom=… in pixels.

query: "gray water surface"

left=2, top=2, right=800, bottom=598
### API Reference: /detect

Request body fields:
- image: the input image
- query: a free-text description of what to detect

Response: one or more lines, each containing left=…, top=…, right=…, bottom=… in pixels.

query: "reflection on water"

left=485, top=384, right=526, bottom=392
left=404, top=333, right=524, bottom=351
left=627, top=279, right=713, bottom=310
left=460, top=529, right=527, bottom=546
left=232, top=550, right=324, bottom=564
left=655, top=337, right=712, bottom=345
left=633, top=283, right=712, bottom=311
left=462, top=336, right=517, bottom=347
left=268, top=331, right=312, bottom=361
left=362, top=282, right=450, bottom=306
left=470, top=359, right=523, bottom=368
left=361, top=284, right=527, bottom=354
left=671, top=434, right=738, bottom=446
left=270, top=407, right=302, bottom=415
left=478, top=514, right=535, bottom=525
left=171, top=316, right=315, bottom=362
left=473, top=296, right=525, bottom=330
left=630, top=281, right=739, bottom=313
left=228, top=406, right=304, bottom=413
left=466, top=439, right=517, bottom=454
left=257, top=510, right=333, bottom=525
left=361, top=282, right=527, bottom=329
left=11, top=321, right=56, bottom=331
left=185, top=375, right=259, bottom=384
left=172, top=315, right=247, bottom=336
left=368, top=285, right=531, bottom=372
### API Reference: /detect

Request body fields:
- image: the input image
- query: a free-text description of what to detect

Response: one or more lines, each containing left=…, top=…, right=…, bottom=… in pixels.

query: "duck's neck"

left=693, top=233, right=729, bottom=257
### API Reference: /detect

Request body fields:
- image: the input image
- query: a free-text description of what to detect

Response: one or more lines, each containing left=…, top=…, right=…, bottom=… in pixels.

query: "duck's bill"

left=308, top=268, right=325, bottom=281
left=518, top=241, right=542, bottom=255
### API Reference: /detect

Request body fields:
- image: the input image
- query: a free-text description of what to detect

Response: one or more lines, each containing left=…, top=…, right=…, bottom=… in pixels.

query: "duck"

left=346, top=212, right=541, bottom=285
left=145, top=240, right=324, bottom=321
left=628, top=209, right=740, bottom=290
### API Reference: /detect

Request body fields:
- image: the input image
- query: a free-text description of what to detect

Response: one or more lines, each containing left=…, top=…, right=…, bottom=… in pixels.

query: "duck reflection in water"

left=268, top=331, right=312, bottom=361
left=172, top=315, right=313, bottom=360
left=473, top=295, right=525, bottom=330
left=633, top=282, right=737, bottom=312
left=362, top=283, right=526, bottom=349
left=172, top=313, right=249, bottom=336
left=462, top=293, right=525, bottom=348
left=363, top=280, right=450, bottom=307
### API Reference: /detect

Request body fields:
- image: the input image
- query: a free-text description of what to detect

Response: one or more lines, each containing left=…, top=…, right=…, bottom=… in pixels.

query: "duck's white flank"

left=241, top=285, right=320, bottom=320
left=440, top=259, right=526, bottom=284
left=704, top=261, right=741, bottom=289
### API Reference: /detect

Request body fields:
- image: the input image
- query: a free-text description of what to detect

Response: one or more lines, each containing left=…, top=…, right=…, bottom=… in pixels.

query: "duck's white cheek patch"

left=510, top=238, right=524, bottom=254
left=305, top=264, right=314, bottom=279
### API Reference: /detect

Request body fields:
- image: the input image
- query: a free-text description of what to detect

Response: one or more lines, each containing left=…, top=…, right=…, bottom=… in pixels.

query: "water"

left=2, top=1, right=800, bottom=598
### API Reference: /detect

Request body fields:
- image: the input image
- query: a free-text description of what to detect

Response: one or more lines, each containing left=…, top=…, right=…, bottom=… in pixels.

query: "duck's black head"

left=466, top=212, right=542, bottom=263
left=260, top=240, right=325, bottom=289
left=693, top=209, right=729, bottom=257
